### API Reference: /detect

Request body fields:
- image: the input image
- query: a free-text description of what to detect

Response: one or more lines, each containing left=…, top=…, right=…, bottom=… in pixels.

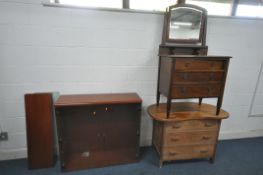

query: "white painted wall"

left=0, top=0, right=263, bottom=160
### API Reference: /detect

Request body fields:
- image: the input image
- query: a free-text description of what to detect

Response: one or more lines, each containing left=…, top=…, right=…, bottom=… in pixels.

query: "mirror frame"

left=163, top=4, right=207, bottom=45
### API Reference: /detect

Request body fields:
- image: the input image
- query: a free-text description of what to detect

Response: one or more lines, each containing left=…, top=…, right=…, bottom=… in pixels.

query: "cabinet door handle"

left=102, top=134, right=106, bottom=143
left=92, top=111, right=96, bottom=116
left=58, top=138, right=63, bottom=143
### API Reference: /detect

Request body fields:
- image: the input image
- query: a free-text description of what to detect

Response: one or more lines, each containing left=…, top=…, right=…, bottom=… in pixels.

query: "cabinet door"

left=56, top=106, right=103, bottom=171
left=100, top=104, right=141, bottom=163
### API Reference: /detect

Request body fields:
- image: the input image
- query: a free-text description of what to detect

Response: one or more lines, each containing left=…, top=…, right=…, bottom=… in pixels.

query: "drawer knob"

left=105, top=107, right=108, bottom=111
left=171, top=138, right=179, bottom=142
left=200, top=150, right=208, bottom=154
left=202, top=136, right=211, bottom=140
left=92, top=111, right=96, bottom=116
left=169, top=152, right=178, bottom=156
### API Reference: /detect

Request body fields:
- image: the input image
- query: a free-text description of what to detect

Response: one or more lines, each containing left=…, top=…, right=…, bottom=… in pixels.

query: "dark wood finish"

left=148, top=102, right=229, bottom=167
left=157, top=2, right=232, bottom=117
left=24, top=93, right=55, bottom=169
left=157, top=56, right=231, bottom=117
left=55, top=93, right=141, bottom=107
left=55, top=93, right=142, bottom=172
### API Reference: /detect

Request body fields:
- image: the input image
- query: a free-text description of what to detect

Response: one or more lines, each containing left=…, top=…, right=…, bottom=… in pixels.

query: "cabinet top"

left=55, top=93, right=142, bottom=107
left=159, top=55, right=232, bottom=59
left=148, top=102, right=229, bottom=122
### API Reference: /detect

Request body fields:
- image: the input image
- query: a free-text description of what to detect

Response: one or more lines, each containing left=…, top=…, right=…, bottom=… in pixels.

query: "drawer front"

left=163, top=130, right=218, bottom=147
left=165, top=120, right=219, bottom=133
left=175, top=59, right=224, bottom=71
left=163, top=144, right=214, bottom=161
left=171, top=84, right=221, bottom=98
left=173, top=72, right=224, bottom=83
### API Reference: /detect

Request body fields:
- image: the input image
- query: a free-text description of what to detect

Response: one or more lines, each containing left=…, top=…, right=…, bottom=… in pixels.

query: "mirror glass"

left=169, top=7, right=202, bottom=40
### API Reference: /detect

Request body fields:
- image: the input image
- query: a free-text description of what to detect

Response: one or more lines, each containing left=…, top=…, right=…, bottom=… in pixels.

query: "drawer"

left=162, top=144, right=214, bottom=161
left=163, top=130, right=218, bottom=147
left=171, top=84, right=221, bottom=98
left=173, top=72, right=224, bottom=83
left=175, top=59, right=224, bottom=71
left=165, top=120, right=219, bottom=133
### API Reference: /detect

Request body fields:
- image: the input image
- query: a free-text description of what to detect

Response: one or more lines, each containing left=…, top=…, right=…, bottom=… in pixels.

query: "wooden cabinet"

left=55, top=93, right=142, bottom=171
left=157, top=55, right=231, bottom=117
left=148, top=102, right=229, bottom=167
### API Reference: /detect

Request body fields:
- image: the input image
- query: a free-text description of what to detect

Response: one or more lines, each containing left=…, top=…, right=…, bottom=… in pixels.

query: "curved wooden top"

left=148, top=102, right=229, bottom=122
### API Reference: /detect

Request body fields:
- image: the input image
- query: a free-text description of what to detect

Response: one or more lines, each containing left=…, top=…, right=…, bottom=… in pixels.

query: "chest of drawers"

left=55, top=93, right=142, bottom=171
left=157, top=55, right=231, bottom=117
left=148, top=102, right=229, bottom=167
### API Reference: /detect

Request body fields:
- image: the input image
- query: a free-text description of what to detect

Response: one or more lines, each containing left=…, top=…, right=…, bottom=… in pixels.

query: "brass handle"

left=171, top=138, right=179, bottom=142
left=169, top=152, right=178, bottom=156
left=202, top=136, right=211, bottom=140
left=172, top=124, right=181, bottom=129
left=185, top=63, right=191, bottom=67
left=105, top=107, right=108, bottom=111
left=205, top=122, right=214, bottom=127
left=183, top=73, right=188, bottom=80
left=210, top=62, right=215, bottom=67
left=209, top=73, right=215, bottom=81
left=102, top=133, right=106, bottom=143
left=200, top=150, right=208, bottom=154
left=208, top=87, right=213, bottom=94
left=92, top=111, right=96, bottom=116
left=180, top=87, right=186, bottom=94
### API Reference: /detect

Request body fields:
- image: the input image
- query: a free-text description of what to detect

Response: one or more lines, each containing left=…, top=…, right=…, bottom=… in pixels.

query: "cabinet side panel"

left=24, top=93, right=54, bottom=169
left=159, top=58, right=172, bottom=96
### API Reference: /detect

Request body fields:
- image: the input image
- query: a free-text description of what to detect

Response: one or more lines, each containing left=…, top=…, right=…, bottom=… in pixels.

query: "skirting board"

left=0, top=148, right=27, bottom=161
left=1, top=129, right=263, bottom=161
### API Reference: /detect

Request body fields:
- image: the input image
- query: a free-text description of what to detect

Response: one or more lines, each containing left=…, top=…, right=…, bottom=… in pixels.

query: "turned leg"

left=159, top=160, right=163, bottom=168
left=216, top=97, right=222, bottom=115
left=199, top=98, right=203, bottom=105
left=166, top=98, right=171, bottom=118
left=209, top=156, right=215, bottom=164
left=157, top=91, right=160, bottom=106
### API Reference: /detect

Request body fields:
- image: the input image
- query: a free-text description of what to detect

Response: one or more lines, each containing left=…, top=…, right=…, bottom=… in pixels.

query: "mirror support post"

left=177, top=0, right=186, bottom=4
